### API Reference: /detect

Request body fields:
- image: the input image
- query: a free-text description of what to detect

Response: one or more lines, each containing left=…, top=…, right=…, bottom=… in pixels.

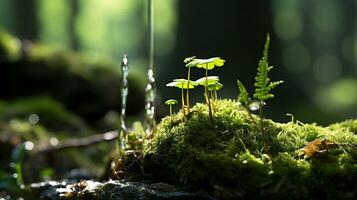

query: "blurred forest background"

left=0, top=0, right=356, bottom=183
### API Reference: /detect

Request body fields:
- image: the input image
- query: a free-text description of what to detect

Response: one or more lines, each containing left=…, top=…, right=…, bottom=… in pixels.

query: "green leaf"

left=186, top=57, right=225, bottom=70
left=194, top=76, right=219, bottom=86
left=183, top=56, right=196, bottom=63
left=166, top=79, right=196, bottom=89
left=207, top=82, right=223, bottom=91
left=11, top=143, right=25, bottom=163
left=165, top=99, right=178, bottom=105
left=253, top=34, right=283, bottom=101
left=237, top=80, right=250, bottom=106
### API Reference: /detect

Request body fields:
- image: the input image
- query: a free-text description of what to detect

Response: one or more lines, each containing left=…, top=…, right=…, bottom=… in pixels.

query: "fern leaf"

left=253, top=34, right=283, bottom=101
left=237, top=80, right=250, bottom=106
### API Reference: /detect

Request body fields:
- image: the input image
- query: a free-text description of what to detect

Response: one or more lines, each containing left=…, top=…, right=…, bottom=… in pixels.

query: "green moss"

left=136, top=99, right=356, bottom=198
left=0, top=97, right=90, bottom=134
left=0, top=30, right=21, bottom=60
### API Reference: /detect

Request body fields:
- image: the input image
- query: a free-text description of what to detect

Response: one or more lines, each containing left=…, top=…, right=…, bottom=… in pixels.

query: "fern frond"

left=237, top=80, right=250, bottom=106
left=253, top=34, right=283, bottom=101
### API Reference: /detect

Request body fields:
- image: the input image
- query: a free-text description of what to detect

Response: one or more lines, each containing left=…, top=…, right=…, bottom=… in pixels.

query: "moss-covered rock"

left=0, top=97, right=90, bottom=134
left=0, top=30, right=145, bottom=125
left=123, top=99, right=357, bottom=199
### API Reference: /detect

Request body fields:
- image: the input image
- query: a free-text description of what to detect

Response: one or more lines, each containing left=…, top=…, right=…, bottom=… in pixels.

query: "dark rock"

left=28, top=180, right=215, bottom=200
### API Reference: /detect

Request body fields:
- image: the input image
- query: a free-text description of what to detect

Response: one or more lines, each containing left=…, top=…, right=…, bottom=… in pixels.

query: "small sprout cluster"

left=166, top=57, right=225, bottom=122
left=166, top=79, right=196, bottom=121
left=237, top=34, right=283, bottom=152
left=165, top=99, right=178, bottom=116
left=165, top=34, right=283, bottom=153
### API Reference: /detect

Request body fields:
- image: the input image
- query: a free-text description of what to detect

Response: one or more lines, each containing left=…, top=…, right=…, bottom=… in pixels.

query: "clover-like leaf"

left=183, top=56, right=196, bottom=64
left=194, top=76, right=220, bottom=86
left=165, top=99, right=178, bottom=105
left=185, top=57, right=225, bottom=70
left=207, top=82, right=223, bottom=91
left=166, top=79, right=196, bottom=89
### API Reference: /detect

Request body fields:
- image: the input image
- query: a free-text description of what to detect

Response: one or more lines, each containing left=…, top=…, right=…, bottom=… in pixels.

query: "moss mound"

left=0, top=30, right=145, bottom=124
left=134, top=99, right=356, bottom=199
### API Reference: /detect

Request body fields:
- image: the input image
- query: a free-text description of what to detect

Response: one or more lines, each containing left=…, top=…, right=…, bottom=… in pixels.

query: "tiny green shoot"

left=187, top=57, right=225, bottom=122
left=195, top=76, right=220, bottom=116
left=165, top=99, right=178, bottom=116
left=184, top=56, right=196, bottom=113
left=237, top=34, right=283, bottom=153
left=253, top=34, right=283, bottom=151
left=166, top=79, right=196, bottom=121
left=207, top=82, right=223, bottom=112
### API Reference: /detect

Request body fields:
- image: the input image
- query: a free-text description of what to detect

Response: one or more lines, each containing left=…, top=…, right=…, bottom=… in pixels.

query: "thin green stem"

left=205, top=67, right=213, bottom=122
left=169, top=105, right=172, bottom=116
left=181, top=87, right=186, bottom=121
left=259, top=101, right=269, bottom=154
left=210, top=90, right=215, bottom=113
left=186, top=67, right=191, bottom=113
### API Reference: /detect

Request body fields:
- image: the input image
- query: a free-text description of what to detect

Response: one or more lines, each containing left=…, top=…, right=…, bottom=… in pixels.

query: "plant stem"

left=246, top=107, right=255, bottom=122
left=169, top=105, right=172, bottom=116
left=205, top=67, right=213, bottom=122
left=210, top=90, right=215, bottom=113
left=181, top=87, right=186, bottom=121
left=186, top=67, right=191, bottom=113
left=259, top=101, right=269, bottom=153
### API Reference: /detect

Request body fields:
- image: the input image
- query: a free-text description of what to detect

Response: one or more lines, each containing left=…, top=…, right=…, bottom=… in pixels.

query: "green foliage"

left=136, top=100, right=357, bottom=198
left=207, top=82, right=223, bottom=91
left=165, top=99, right=178, bottom=116
left=186, top=57, right=225, bottom=70
left=0, top=143, right=26, bottom=192
left=253, top=34, right=283, bottom=101
left=166, top=79, right=196, bottom=89
left=165, top=99, right=178, bottom=105
left=237, top=80, right=250, bottom=106
left=0, top=29, right=21, bottom=60
left=194, top=76, right=220, bottom=86
left=183, top=56, right=196, bottom=64
left=0, top=97, right=90, bottom=134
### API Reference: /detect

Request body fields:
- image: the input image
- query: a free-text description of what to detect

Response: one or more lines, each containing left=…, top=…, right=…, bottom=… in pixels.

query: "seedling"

left=166, top=79, right=196, bottom=121
left=237, top=80, right=255, bottom=121
left=195, top=76, right=220, bottom=116
left=237, top=34, right=283, bottom=153
left=187, top=57, right=225, bottom=122
left=207, top=82, right=223, bottom=102
left=207, top=82, right=223, bottom=112
left=165, top=99, right=178, bottom=116
left=184, top=56, right=196, bottom=113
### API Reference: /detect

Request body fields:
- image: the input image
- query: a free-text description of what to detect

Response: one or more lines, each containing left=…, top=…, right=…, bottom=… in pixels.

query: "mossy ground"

left=128, top=99, right=357, bottom=199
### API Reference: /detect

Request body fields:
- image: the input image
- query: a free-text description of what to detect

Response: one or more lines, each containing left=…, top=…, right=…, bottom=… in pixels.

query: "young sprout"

left=184, top=56, right=196, bottom=113
left=207, top=82, right=223, bottom=112
left=187, top=57, right=225, bottom=122
left=166, top=79, right=196, bottom=121
left=165, top=99, right=178, bottom=116
left=253, top=34, right=283, bottom=153
left=237, top=79, right=255, bottom=122
left=207, top=82, right=223, bottom=102
left=195, top=76, right=220, bottom=119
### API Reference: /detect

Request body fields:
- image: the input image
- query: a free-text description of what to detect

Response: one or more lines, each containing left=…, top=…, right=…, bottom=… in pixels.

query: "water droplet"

left=50, top=137, right=59, bottom=146
left=249, top=101, right=265, bottom=111
left=24, top=141, right=34, bottom=151
left=28, top=113, right=39, bottom=124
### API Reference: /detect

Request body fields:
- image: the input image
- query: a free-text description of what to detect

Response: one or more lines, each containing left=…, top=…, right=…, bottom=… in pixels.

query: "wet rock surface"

left=29, top=180, right=215, bottom=200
